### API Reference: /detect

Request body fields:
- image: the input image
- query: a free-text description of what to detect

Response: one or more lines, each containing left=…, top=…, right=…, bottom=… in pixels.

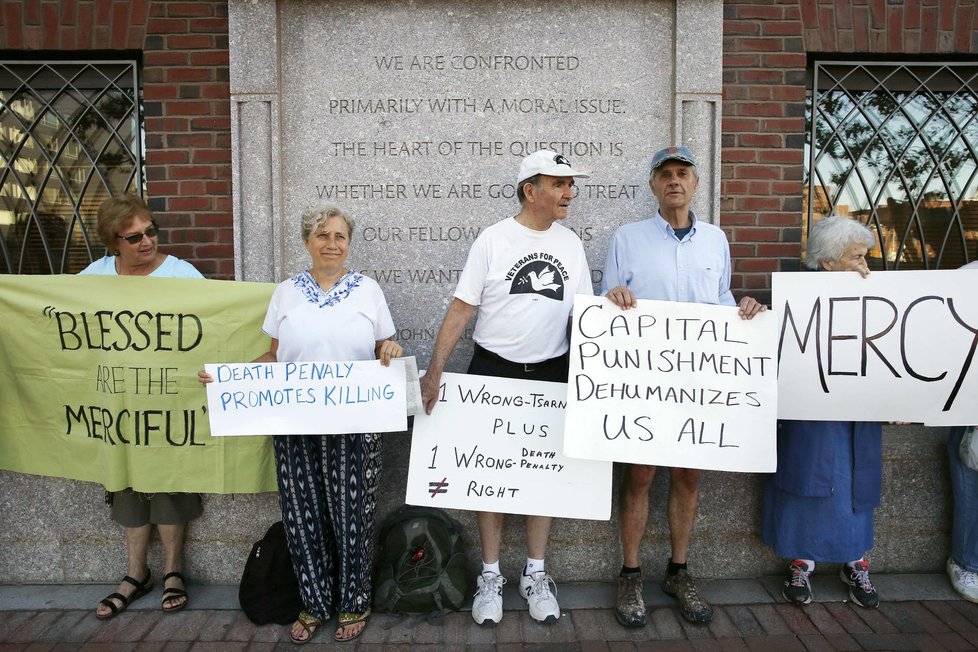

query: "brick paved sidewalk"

left=2, top=577, right=977, bottom=650
left=3, top=600, right=978, bottom=650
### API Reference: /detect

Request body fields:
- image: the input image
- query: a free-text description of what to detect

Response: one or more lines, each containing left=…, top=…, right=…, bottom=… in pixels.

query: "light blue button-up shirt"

left=601, top=210, right=735, bottom=306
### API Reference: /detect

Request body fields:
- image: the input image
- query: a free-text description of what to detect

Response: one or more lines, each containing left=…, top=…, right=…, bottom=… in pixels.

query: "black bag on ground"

left=239, top=521, right=303, bottom=625
left=373, top=505, right=468, bottom=614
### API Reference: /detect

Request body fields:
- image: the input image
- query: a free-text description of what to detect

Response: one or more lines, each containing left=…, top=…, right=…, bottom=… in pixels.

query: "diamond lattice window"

left=0, top=61, right=143, bottom=274
left=805, top=62, right=978, bottom=270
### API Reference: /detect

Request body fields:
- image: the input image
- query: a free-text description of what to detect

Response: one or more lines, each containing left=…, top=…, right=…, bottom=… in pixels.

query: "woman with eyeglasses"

left=81, top=194, right=203, bottom=619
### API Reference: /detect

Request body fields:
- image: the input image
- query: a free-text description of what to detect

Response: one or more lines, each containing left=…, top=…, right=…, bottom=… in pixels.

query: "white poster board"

left=407, top=372, right=613, bottom=520
left=204, top=359, right=407, bottom=435
left=563, top=296, right=778, bottom=472
left=774, top=269, right=978, bottom=425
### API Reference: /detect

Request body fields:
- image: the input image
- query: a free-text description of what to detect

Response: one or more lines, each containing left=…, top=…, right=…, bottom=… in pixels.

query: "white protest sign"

left=563, top=295, right=778, bottom=472
left=407, top=372, right=612, bottom=520
left=204, top=359, right=406, bottom=435
left=774, top=269, right=978, bottom=425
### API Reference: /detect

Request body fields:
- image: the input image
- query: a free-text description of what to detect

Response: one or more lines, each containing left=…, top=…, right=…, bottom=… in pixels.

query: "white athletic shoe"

left=472, top=571, right=505, bottom=625
left=519, top=571, right=560, bottom=623
left=948, top=557, right=978, bottom=603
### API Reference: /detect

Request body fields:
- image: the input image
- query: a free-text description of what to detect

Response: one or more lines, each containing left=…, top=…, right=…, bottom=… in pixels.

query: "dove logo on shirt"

left=508, top=258, right=567, bottom=300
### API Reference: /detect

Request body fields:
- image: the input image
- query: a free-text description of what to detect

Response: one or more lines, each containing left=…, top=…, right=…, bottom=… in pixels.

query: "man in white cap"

left=603, top=145, right=766, bottom=628
left=420, top=149, right=594, bottom=625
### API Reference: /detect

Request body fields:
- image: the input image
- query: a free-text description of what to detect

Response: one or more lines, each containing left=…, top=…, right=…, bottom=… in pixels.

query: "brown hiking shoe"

left=615, top=572, right=646, bottom=627
left=661, top=568, right=713, bottom=624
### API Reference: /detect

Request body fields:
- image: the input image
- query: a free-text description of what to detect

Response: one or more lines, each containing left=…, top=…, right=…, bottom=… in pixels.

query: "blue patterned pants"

left=272, top=433, right=382, bottom=621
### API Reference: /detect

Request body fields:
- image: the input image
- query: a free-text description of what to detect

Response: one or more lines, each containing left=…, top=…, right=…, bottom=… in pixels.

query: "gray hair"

left=299, top=204, right=355, bottom=241
left=805, top=214, right=875, bottom=270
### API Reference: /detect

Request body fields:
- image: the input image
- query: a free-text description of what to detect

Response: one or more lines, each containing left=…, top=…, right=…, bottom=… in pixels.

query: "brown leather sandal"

left=290, top=610, right=322, bottom=645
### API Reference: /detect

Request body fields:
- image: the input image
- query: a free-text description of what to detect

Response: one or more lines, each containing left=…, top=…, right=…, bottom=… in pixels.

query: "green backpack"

left=373, top=505, right=469, bottom=614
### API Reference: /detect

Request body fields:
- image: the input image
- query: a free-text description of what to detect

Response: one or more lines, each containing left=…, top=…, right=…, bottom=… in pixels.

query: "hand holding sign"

left=563, top=295, right=778, bottom=472
left=203, top=359, right=407, bottom=436
left=407, top=372, right=612, bottom=519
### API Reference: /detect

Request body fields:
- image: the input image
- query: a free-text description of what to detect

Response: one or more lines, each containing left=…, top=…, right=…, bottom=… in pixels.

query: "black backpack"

left=373, top=505, right=469, bottom=614
left=239, top=521, right=303, bottom=625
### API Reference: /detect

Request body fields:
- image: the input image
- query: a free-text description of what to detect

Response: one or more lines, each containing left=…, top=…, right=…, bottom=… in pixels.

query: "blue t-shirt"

left=80, top=254, right=204, bottom=279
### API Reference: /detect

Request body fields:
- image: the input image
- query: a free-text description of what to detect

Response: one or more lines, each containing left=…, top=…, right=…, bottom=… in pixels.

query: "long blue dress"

left=762, top=420, right=882, bottom=562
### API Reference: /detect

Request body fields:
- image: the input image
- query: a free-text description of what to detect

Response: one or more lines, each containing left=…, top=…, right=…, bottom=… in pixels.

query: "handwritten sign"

left=563, top=296, right=778, bottom=472
left=407, top=372, right=612, bottom=519
left=774, top=269, right=978, bottom=425
left=204, top=360, right=407, bottom=435
left=0, top=275, right=277, bottom=493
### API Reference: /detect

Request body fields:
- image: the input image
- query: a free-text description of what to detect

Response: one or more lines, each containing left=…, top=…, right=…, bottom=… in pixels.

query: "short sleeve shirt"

left=454, top=217, right=593, bottom=363
left=263, top=270, right=395, bottom=363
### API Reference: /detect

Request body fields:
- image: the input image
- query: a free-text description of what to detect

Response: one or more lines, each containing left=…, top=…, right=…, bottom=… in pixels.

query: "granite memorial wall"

left=231, top=0, right=724, bottom=371
left=0, top=0, right=953, bottom=587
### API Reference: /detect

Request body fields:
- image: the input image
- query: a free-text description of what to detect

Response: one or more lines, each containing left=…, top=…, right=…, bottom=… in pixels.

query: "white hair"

left=805, top=215, right=875, bottom=270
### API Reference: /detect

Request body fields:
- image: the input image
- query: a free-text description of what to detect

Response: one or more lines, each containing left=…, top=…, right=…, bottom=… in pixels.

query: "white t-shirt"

left=262, top=270, right=395, bottom=363
left=454, top=217, right=593, bottom=363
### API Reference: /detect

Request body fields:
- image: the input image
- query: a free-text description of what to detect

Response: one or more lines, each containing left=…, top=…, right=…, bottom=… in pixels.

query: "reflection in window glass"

left=805, top=62, right=978, bottom=270
left=0, top=61, right=143, bottom=274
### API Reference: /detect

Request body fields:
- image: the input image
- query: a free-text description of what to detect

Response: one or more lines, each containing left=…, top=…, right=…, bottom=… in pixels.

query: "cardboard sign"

left=407, top=372, right=613, bottom=520
left=774, top=269, right=978, bottom=425
left=563, top=295, right=778, bottom=472
left=204, top=359, right=407, bottom=435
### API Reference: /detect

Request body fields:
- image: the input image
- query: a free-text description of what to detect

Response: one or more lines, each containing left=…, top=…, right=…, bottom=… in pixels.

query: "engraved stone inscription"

left=279, top=1, right=672, bottom=367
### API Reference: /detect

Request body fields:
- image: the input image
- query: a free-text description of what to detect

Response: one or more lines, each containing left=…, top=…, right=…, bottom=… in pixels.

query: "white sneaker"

left=947, top=557, right=978, bottom=603
left=472, top=571, right=505, bottom=625
left=519, top=571, right=560, bottom=623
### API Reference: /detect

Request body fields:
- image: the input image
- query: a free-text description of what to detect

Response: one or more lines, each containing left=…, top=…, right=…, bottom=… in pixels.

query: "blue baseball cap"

left=650, top=145, right=697, bottom=172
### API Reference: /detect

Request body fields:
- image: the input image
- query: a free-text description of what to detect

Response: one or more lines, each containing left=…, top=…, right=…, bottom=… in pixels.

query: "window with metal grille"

left=0, top=60, right=143, bottom=274
left=805, top=61, right=978, bottom=270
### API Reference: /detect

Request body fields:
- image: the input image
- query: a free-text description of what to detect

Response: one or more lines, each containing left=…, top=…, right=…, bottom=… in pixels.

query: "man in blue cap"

left=603, top=145, right=766, bottom=628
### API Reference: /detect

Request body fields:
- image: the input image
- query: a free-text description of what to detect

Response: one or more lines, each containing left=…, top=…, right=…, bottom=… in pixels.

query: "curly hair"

left=299, top=204, right=355, bottom=241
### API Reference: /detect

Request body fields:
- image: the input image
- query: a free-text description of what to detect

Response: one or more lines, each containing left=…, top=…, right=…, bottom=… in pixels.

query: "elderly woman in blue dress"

left=762, top=214, right=883, bottom=608
left=201, top=204, right=402, bottom=643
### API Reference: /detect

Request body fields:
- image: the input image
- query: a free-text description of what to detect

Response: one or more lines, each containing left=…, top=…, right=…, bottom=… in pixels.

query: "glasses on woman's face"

left=116, top=224, right=159, bottom=245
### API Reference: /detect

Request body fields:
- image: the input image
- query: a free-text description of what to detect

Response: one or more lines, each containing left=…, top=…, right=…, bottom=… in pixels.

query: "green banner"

left=0, top=275, right=278, bottom=493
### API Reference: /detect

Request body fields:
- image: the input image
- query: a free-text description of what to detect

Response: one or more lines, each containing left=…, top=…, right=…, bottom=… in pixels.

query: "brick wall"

left=1, top=0, right=234, bottom=278
left=721, top=0, right=978, bottom=304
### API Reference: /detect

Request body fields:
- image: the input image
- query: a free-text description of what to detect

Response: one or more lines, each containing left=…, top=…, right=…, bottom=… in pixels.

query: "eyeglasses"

left=116, top=224, right=159, bottom=245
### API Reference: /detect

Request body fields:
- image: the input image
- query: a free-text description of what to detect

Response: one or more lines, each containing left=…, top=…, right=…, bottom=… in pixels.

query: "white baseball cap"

left=516, top=150, right=590, bottom=185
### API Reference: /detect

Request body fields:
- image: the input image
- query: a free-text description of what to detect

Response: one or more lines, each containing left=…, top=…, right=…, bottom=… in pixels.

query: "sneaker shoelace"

left=475, top=573, right=504, bottom=599
left=788, top=563, right=811, bottom=588
left=960, top=570, right=978, bottom=588
left=619, top=575, right=643, bottom=607
left=528, top=573, right=556, bottom=599
left=849, top=563, right=874, bottom=592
